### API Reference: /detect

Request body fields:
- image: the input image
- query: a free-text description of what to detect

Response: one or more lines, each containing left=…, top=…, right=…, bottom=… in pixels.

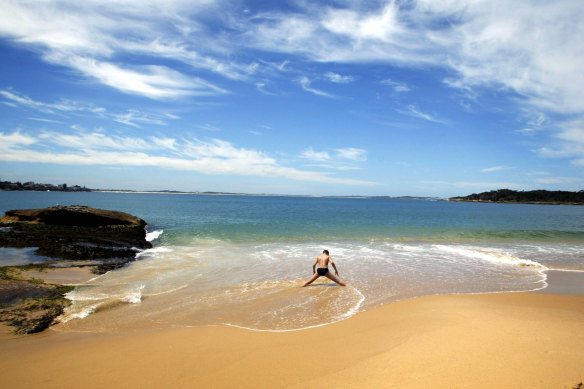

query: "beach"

left=1, top=289, right=583, bottom=389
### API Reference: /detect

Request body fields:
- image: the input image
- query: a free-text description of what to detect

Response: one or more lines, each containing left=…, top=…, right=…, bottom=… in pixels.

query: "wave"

left=433, top=245, right=548, bottom=269
left=135, top=246, right=172, bottom=259
left=146, top=229, right=164, bottom=242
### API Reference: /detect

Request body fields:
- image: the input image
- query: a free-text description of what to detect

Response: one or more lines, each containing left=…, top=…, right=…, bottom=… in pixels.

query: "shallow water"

left=1, top=192, right=582, bottom=332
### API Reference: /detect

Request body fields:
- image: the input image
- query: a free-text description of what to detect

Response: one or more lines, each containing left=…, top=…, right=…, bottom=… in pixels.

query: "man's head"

left=323, top=249, right=329, bottom=255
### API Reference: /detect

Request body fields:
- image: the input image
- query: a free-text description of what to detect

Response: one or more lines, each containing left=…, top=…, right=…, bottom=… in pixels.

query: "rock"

left=0, top=205, right=152, bottom=267
left=2, top=205, right=146, bottom=227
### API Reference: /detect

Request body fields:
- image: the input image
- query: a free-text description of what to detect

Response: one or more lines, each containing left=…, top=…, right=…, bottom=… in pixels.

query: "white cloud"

left=299, top=77, right=334, bottom=98
left=300, top=147, right=331, bottom=162
left=400, top=105, right=447, bottom=124
left=1, top=0, right=583, bottom=167
left=255, top=81, right=278, bottom=96
left=325, top=72, right=354, bottom=84
left=300, top=146, right=367, bottom=171
left=0, top=130, right=37, bottom=148
left=481, top=166, right=513, bottom=173
left=0, top=0, right=234, bottom=98
left=0, top=89, right=104, bottom=115
left=0, top=130, right=376, bottom=186
left=196, top=123, right=221, bottom=132
left=335, top=148, right=367, bottom=162
left=1, top=89, right=178, bottom=127
left=65, top=57, right=225, bottom=99
left=244, top=1, right=584, bottom=164
left=112, top=110, right=170, bottom=127
left=381, top=79, right=410, bottom=92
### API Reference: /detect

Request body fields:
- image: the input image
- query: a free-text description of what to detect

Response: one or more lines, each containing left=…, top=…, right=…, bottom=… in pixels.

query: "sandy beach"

left=1, top=289, right=583, bottom=389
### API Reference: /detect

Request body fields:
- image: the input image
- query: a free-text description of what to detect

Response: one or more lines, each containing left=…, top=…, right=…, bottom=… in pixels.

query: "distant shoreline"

left=447, top=198, right=583, bottom=206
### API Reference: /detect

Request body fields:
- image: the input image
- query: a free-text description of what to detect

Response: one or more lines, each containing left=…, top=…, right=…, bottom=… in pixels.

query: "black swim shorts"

left=317, top=268, right=329, bottom=276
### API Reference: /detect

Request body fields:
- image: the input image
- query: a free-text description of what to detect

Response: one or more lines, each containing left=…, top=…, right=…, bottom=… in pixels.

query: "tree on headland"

left=450, top=189, right=584, bottom=204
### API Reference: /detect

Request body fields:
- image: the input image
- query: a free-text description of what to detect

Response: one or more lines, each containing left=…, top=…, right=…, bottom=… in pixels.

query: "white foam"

left=135, top=246, right=172, bottom=259
left=121, top=284, right=144, bottom=303
left=58, top=303, right=102, bottom=322
left=433, top=245, right=548, bottom=269
left=146, top=229, right=164, bottom=242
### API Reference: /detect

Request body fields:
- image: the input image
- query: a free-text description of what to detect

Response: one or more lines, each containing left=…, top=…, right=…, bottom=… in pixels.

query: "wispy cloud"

left=299, top=77, right=334, bottom=98
left=381, top=79, right=410, bottom=92
left=400, top=105, right=447, bottom=124
left=481, top=166, right=514, bottom=173
left=0, top=1, right=232, bottom=99
left=300, top=146, right=366, bottom=171
left=0, top=130, right=376, bottom=186
left=196, top=123, right=221, bottom=132
left=243, top=1, right=584, bottom=163
left=324, top=72, right=354, bottom=84
left=1, top=89, right=105, bottom=115
left=255, top=81, right=279, bottom=96
left=65, top=58, right=226, bottom=99
left=1, top=89, right=178, bottom=127
left=334, top=148, right=367, bottom=162
left=111, top=110, right=174, bottom=127
left=300, top=147, right=331, bottom=162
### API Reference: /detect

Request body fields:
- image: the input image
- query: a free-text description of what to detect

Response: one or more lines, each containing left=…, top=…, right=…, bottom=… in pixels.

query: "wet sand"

left=537, top=270, right=584, bottom=296
left=1, top=290, right=583, bottom=389
left=20, top=267, right=97, bottom=285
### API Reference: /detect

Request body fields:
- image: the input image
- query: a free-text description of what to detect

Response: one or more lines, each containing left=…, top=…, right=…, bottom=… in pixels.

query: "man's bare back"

left=316, top=253, right=331, bottom=268
left=302, top=250, right=346, bottom=287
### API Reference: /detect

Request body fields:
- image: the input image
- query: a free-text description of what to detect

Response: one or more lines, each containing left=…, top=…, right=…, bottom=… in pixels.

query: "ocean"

left=1, top=191, right=583, bottom=332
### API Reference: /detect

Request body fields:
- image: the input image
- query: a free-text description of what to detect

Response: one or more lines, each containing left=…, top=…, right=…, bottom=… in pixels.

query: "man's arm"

left=330, top=258, right=340, bottom=276
left=312, top=257, right=318, bottom=274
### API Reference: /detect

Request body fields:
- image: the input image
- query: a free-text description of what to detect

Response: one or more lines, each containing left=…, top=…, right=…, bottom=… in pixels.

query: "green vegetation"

left=1, top=296, right=71, bottom=334
left=0, top=264, right=74, bottom=334
left=0, top=264, right=49, bottom=282
left=451, top=189, right=584, bottom=204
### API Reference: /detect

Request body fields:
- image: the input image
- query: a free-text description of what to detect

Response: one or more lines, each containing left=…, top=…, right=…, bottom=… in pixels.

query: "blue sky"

left=0, top=0, right=582, bottom=197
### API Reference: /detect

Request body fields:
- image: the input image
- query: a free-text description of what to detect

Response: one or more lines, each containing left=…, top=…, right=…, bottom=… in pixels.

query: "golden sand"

left=1, top=292, right=583, bottom=389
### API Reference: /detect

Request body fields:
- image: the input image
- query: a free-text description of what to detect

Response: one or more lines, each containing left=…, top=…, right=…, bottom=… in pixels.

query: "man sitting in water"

left=302, top=250, right=346, bottom=287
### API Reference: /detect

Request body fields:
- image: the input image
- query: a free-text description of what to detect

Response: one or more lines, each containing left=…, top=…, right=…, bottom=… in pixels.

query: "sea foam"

left=433, top=245, right=548, bottom=269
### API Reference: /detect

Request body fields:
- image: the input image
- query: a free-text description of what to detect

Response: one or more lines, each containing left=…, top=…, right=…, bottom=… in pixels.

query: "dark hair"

left=323, top=249, right=329, bottom=255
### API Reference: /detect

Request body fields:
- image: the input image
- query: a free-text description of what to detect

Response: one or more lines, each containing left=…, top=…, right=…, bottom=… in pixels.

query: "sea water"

left=1, top=191, right=582, bottom=332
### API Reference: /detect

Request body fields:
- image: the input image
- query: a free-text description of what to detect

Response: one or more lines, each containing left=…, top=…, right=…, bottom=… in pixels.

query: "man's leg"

left=325, top=273, right=346, bottom=286
left=302, top=273, right=320, bottom=287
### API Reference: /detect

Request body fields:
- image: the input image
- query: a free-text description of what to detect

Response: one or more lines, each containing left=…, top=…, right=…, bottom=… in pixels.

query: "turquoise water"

left=1, top=191, right=583, bottom=331
left=1, top=191, right=582, bottom=243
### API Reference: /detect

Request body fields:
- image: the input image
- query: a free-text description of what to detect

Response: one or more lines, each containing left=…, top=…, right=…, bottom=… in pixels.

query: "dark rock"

left=0, top=279, right=57, bottom=305
left=2, top=205, right=145, bottom=227
left=0, top=205, right=151, bottom=266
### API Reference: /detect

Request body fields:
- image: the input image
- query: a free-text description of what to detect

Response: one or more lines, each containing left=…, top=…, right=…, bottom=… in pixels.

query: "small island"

left=450, top=189, right=584, bottom=205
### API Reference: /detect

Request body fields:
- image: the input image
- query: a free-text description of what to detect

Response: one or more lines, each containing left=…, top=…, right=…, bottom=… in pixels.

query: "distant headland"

left=0, top=180, right=90, bottom=192
left=450, top=189, right=584, bottom=205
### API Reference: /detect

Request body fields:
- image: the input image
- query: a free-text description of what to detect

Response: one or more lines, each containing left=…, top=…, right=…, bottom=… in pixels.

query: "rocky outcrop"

left=0, top=205, right=152, bottom=271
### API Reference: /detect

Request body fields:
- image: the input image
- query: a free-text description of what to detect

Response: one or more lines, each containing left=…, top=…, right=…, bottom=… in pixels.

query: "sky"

left=0, top=0, right=583, bottom=197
